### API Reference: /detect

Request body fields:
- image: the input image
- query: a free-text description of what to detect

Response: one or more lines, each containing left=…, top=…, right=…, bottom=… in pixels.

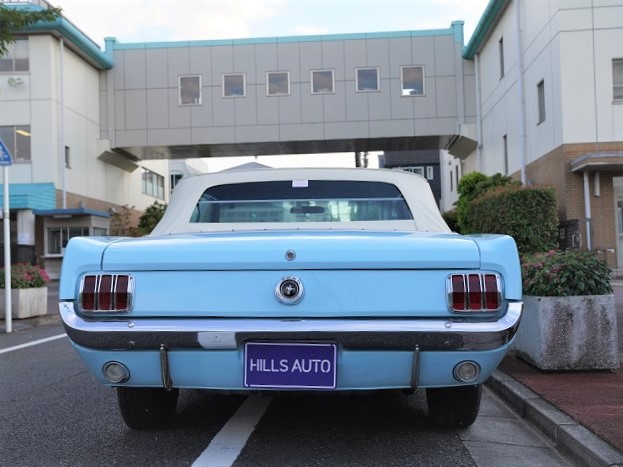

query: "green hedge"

left=463, top=186, right=558, bottom=254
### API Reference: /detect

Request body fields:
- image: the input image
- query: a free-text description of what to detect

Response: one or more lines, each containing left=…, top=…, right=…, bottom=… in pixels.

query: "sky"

left=49, top=0, right=491, bottom=49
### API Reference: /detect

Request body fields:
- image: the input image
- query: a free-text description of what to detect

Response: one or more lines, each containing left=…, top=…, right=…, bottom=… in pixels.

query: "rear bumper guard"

left=59, top=302, right=522, bottom=352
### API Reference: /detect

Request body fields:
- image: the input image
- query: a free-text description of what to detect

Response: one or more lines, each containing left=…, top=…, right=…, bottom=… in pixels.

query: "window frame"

left=0, top=125, right=31, bottom=163
left=141, top=168, right=165, bottom=200
left=537, top=79, right=546, bottom=124
left=400, top=65, right=425, bottom=97
left=178, top=75, right=202, bottom=106
left=613, top=58, right=623, bottom=101
left=355, top=67, right=380, bottom=92
left=499, top=37, right=505, bottom=79
left=311, top=69, right=335, bottom=94
left=222, top=73, right=246, bottom=98
left=0, top=37, right=29, bottom=72
left=266, top=71, right=290, bottom=96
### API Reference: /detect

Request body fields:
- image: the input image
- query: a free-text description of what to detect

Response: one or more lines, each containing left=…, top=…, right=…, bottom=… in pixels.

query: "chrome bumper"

left=59, top=302, right=522, bottom=352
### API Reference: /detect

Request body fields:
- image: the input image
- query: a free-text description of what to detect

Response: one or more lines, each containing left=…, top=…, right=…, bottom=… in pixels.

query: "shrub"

left=464, top=186, right=558, bottom=254
left=442, top=209, right=459, bottom=232
left=456, top=172, right=520, bottom=232
left=522, top=250, right=612, bottom=296
left=137, top=201, right=167, bottom=235
left=0, top=263, right=50, bottom=289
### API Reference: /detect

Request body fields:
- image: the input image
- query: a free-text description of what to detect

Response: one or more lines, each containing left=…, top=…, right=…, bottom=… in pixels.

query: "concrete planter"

left=512, top=295, right=619, bottom=370
left=0, top=287, right=48, bottom=319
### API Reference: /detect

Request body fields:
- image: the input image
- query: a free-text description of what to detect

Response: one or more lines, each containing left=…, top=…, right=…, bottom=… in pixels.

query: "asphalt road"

left=1, top=323, right=573, bottom=467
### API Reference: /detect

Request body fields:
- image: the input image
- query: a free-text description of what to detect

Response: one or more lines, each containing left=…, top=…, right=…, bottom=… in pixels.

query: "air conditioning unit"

left=7, top=77, right=24, bottom=87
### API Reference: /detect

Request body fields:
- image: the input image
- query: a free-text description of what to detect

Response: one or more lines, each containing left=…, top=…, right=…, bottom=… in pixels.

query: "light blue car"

left=59, top=167, right=522, bottom=429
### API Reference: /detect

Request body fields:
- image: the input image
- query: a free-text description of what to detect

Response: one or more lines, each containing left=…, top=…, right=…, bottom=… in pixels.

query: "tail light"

left=79, top=274, right=134, bottom=312
left=447, top=273, right=501, bottom=312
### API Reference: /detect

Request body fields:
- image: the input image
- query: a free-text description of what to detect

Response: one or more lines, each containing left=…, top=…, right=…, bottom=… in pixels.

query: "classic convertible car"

left=59, top=167, right=522, bottom=429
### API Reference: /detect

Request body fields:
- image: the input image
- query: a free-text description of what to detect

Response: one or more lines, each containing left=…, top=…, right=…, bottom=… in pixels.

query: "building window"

left=401, top=66, right=424, bottom=96
left=47, top=226, right=89, bottom=255
left=399, top=166, right=424, bottom=176
left=450, top=170, right=454, bottom=192
left=142, top=168, right=165, bottom=200
left=0, top=38, right=28, bottom=72
left=455, top=165, right=459, bottom=189
left=503, top=134, right=508, bottom=174
left=426, top=166, right=434, bottom=180
left=614, top=59, right=623, bottom=101
left=356, top=67, right=379, bottom=92
left=537, top=80, right=546, bottom=124
left=0, top=125, right=31, bottom=163
left=267, top=71, right=290, bottom=96
left=179, top=75, right=201, bottom=105
left=64, top=146, right=70, bottom=169
left=499, top=37, right=505, bottom=79
left=223, top=73, right=246, bottom=97
left=311, top=70, right=334, bottom=94
left=171, top=173, right=183, bottom=193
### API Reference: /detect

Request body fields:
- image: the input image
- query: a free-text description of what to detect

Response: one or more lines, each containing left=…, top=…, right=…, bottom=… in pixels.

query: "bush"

left=456, top=172, right=519, bottom=232
left=442, top=209, right=458, bottom=232
left=464, top=186, right=558, bottom=254
left=0, top=263, right=50, bottom=289
left=522, top=250, right=612, bottom=296
left=137, top=201, right=167, bottom=235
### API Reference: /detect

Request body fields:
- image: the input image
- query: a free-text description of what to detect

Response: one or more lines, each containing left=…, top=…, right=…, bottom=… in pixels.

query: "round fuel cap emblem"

left=275, top=276, right=304, bottom=305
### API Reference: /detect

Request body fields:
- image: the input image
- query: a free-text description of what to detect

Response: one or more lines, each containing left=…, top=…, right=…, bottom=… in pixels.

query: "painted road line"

left=192, top=394, right=272, bottom=467
left=0, top=334, right=66, bottom=354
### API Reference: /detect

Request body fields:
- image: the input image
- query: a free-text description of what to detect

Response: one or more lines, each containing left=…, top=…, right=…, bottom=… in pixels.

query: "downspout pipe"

left=475, top=54, right=482, bottom=172
left=583, top=171, right=592, bottom=250
left=59, top=38, right=66, bottom=209
left=515, top=0, right=527, bottom=184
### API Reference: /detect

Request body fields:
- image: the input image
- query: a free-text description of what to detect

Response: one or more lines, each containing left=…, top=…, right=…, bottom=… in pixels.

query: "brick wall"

left=520, top=143, right=623, bottom=267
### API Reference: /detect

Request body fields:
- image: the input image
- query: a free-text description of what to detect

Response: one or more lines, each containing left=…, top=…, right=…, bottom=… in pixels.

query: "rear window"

left=190, top=180, right=413, bottom=223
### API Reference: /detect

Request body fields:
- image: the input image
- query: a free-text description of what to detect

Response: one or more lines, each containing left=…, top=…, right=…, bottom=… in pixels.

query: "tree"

left=0, top=4, right=62, bottom=56
left=137, top=201, right=167, bottom=235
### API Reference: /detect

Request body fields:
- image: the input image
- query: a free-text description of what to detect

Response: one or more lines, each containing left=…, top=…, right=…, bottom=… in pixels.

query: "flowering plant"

left=521, top=250, right=612, bottom=296
left=0, top=263, right=50, bottom=289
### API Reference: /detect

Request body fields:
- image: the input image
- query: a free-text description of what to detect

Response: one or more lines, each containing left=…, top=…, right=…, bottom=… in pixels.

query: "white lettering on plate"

left=248, top=358, right=332, bottom=374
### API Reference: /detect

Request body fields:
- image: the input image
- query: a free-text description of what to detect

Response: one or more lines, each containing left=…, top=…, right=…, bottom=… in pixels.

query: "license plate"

left=244, top=342, right=337, bottom=389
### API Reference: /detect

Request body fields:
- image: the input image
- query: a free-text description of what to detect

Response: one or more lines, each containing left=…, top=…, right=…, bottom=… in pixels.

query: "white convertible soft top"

left=151, top=167, right=451, bottom=235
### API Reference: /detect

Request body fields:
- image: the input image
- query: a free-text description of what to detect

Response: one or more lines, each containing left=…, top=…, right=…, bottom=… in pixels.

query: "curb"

left=486, top=370, right=623, bottom=467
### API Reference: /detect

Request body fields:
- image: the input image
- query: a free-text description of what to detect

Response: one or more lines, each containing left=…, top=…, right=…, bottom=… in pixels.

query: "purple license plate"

left=244, top=342, right=337, bottom=389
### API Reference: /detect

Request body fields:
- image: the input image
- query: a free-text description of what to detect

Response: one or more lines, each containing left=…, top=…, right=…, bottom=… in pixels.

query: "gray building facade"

left=100, top=21, right=475, bottom=162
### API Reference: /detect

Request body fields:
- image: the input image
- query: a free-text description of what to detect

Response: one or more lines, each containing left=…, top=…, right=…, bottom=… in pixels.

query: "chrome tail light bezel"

left=447, top=273, right=502, bottom=313
left=78, top=274, right=134, bottom=313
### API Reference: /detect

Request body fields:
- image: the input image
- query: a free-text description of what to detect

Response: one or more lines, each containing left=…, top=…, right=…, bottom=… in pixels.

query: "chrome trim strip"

left=59, top=301, right=522, bottom=352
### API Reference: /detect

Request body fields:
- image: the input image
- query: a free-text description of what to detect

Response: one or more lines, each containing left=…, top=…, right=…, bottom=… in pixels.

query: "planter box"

left=0, top=287, right=48, bottom=319
left=512, top=295, right=619, bottom=370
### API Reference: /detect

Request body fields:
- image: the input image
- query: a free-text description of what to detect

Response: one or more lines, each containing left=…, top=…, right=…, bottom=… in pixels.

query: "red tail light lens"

left=79, top=274, right=134, bottom=312
left=448, top=273, right=501, bottom=312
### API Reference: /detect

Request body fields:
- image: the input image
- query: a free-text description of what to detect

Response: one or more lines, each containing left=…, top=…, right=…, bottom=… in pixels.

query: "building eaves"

left=8, top=3, right=112, bottom=69
left=462, top=0, right=510, bottom=60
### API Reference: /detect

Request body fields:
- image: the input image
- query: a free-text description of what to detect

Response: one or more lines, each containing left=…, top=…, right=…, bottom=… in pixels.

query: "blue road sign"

left=0, top=138, right=13, bottom=166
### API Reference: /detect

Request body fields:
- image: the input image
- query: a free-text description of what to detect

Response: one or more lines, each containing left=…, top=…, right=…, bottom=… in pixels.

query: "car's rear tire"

left=426, top=384, right=482, bottom=428
left=117, top=387, right=179, bottom=429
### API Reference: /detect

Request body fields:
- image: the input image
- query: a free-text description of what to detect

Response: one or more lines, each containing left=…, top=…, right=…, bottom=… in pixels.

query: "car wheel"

left=426, top=384, right=482, bottom=428
left=117, top=387, right=179, bottom=429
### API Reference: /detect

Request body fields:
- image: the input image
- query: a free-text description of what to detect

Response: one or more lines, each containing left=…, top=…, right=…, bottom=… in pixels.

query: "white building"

left=449, top=0, right=623, bottom=268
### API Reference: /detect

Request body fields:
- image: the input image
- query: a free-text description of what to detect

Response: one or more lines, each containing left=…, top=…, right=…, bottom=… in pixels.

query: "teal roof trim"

left=33, top=208, right=111, bottom=218
left=463, top=0, right=508, bottom=59
left=0, top=183, right=56, bottom=210
left=10, top=4, right=112, bottom=69
left=111, top=27, right=457, bottom=51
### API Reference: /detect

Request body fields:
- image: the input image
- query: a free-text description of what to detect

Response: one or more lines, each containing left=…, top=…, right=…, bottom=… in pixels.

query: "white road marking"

left=191, top=394, right=272, bottom=467
left=0, top=334, right=67, bottom=354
